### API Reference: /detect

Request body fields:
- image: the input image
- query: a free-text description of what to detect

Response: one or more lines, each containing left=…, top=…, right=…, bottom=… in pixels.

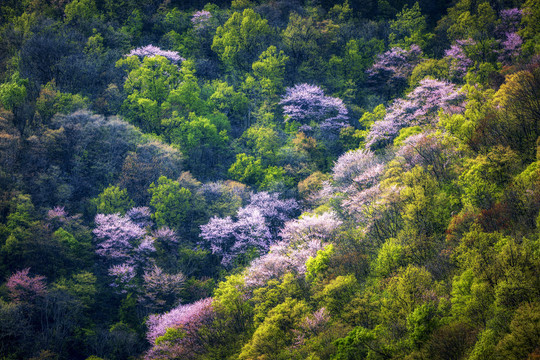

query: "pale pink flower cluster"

left=280, top=212, right=343, bottom=244
left=128, top=45, right=185, bottom=64
left=366, top=78, right=464, bottom=148
left=191, top=10, right=212, bottom=30
left=292, top=307, right=331, bottom=349
left=244, top=239, right=325, bottom=288
left=146, top=297, right=214, bottom=343
left=108, top=263, right=137, bottom=292
left=244, top=212, right=342, bottom=288
left=332, top=149, right=381, bottom=187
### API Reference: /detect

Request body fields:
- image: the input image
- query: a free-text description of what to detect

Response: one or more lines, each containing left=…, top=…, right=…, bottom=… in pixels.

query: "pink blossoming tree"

left=366, top=78, right=464, bottom=149
left=127, top=45, right=185, bottom=64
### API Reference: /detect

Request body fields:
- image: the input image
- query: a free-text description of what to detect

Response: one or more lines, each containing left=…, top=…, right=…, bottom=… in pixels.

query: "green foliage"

left=465, top=62, right=500, bottom=86
left=155, top=327, right=186, bottom=346
left=373, top=238, right=403, bottom=278
left=327, top=38, right=384, bottom=98
left=241, top=125, right=282, bottom=164
left=228, top=153, right=264, bottom=186
left=406, top=302, right=438, bottom=348
left=208, top=80, right=248, bottom=128
left=251, top=273, right=303, bottom=325
left=316, top=275, right=358, bottom=316
left=381, top=265, right=434, bottom=331
left=116, top=55, right=180, bottom=133
left=92, top=185, right=134, bottom=215
left=444, top=0, right=496, bottom=42
left=252, top=46, right=289, bottom=98
left=54, top=271, right=97, bottom=308
left=213, top=274, right=253, bottom=337
left=0, top=72, right=27, bottom=113
left=467, top=328, right=498, bottom=360
left=359, top=104, right=385, bottom=132
left=399, top=166, right=455, bottom=257
left=389, top=2, right=433, bottom=49
left=64, top=0, right=98, bottom=23
left=166, top=113, right=229, bottom=177
left=450, top=268, right=494, bottom=327
left=491, top=68, right=540, bottom=162
left=118, top=295, right=138, bottom=329
left=1, top=1, right=540, bottom=359
left=459, top=146, right=521, bottom=210
left=5, top=194, right=34, bottom=230
left=238, top=298, right=310, bottom=360
left=259, top=165, right=289, bottom=191
left=393, top=126, right=422, bottom=147
left=334, top=325, right=390, bottom=360
left=520, top=0, right=540, bottom=56
left=409, top=60, right=449, bottom=88
left=149, top=176, right=192, bottom=229
left=439, top=84, right=494, bottom=144
left=52, top=227, right=92, bottom=264
left=495, top=302, right=540, bottom=360
left=306, top=244, right=334, bottom=282
left=212, top=9, right=272, bottom=70
left=298, top=171, right=331, bottom=201
left=166, top=60, right=207, bottom=116
left=121, top=9, right=143, bottom=40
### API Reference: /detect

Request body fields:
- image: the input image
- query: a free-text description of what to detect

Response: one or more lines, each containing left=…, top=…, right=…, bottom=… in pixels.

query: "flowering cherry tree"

left=191, top=10, right=212, bottom=30
left=396, top=130, right=461, bottom=181
left=367, top=45, right=423, bottom=97
left=199, top=192, right=298, bottom=267
left=93, top=213, right=146, bottom=263
left=93, top=209, right=184, bottom=305
left=495, top=9, right=523, bottom=64
left=243, top=212, right=342, bottom=288
left=201, top=209, right=271, bottom=267
left=445, top=40, right=474, bottom=79
left=280, top=83, right=348, bottom=131
left=244, top=192, right=299, bottom=235
left=108, top=263, right=137, bottom=292
left=280, top=212, right=343, bottom=244
left=6, top=268, right=47, bottom=303
left=127, top=45, right=185, bottom=64
left=145, top=298, right=214, bottom=359
left=332, top=148, right=382, bottom=188
left=244, top=239, right=326, bottom=288
left=498, top=32, right=522, bottom=64
left=496, top=8, right=523, bottom=36
left=47, top=206, right=68, bottom=220
left=366, top=78, right=464, bottom=149
left=292, top=307, right=331, bottom=349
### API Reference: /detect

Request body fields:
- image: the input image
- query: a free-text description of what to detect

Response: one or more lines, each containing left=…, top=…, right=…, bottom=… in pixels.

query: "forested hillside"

left=0, top=0, right=539, bottom=359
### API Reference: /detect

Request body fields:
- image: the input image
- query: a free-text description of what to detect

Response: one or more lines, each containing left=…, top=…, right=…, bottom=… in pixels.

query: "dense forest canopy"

left=0, top=0, right=539, bottom=359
